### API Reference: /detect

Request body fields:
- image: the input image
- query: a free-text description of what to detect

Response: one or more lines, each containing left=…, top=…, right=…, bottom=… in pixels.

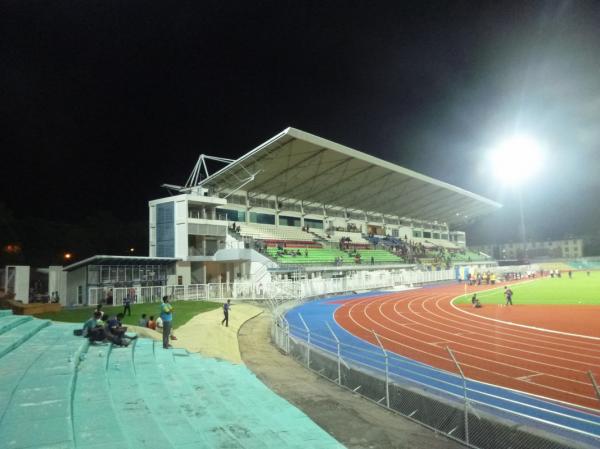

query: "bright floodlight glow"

left=489, top=135, right=544, bottom=185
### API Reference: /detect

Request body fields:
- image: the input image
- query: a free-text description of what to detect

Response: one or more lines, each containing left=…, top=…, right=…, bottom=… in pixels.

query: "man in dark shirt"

left=504, top=286, right=513, bottom=306
left=123, top=294, right=132, bottom=316
left=221, top=300, right=231, bottom=327
left=105, top=313, right=131, bottom=346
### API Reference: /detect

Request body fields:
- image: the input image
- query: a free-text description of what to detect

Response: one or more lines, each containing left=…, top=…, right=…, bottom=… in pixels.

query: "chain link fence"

left=271, top=312, right=600, bottom=449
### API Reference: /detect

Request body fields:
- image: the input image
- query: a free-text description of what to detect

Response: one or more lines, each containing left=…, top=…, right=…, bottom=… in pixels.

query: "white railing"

left=87, top=269, right=456, bottom=306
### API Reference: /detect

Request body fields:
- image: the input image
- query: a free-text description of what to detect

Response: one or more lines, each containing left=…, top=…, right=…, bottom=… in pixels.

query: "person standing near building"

left=160, top=296, right=173, bottom=349
left=123, top=294, right=132, bottom=316
left=504, top=286, right=513, bottom=306
left=221, top=299, right=231, bottom=327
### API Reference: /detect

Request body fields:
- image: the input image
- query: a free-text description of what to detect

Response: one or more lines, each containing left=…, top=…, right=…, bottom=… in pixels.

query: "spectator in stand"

left=95, top=304, right=105, bottom=320
left=82, top=311, right=105, bottom=342
left=105, top=313, right=135, bottom=347
left=138, top=313, right=148, bottom=327
left=147, top=316, right=156, bottom=330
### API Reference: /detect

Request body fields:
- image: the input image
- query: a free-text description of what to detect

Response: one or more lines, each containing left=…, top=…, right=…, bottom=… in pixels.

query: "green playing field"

left=454, top=273, right=600, bottom=305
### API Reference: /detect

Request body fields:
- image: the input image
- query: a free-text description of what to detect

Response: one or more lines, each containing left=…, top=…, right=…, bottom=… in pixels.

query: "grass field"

left=454, top=274, right=600, bottom=306
left=34, top=300, right=222, bottom=329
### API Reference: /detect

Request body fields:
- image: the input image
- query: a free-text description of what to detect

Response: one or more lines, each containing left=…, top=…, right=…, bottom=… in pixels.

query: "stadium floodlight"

left=489, top=134, right=544, bottom=186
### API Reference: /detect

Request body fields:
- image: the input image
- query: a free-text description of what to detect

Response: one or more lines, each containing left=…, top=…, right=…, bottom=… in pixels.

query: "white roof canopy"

left=198, top=128, right=501, bottom=226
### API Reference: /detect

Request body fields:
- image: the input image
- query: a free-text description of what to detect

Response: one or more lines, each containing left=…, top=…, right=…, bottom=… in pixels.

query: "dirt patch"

left=239, top=312, right=464, bottom=449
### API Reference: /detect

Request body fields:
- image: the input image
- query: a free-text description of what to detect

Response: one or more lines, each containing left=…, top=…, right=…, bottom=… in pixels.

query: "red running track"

left=334, top=282, right=600, bottom=411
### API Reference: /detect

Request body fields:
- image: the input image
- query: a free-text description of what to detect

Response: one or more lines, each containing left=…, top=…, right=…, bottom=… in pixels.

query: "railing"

left=271, top=314, right=600, bottom=449
left=269, top=274, right=600, bottom=449
left=87, top=269, right=455, bottom=307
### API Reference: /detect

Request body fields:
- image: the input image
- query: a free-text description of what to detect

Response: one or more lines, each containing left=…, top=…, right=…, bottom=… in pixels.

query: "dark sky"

left=2, top=0, right=600, bottom=246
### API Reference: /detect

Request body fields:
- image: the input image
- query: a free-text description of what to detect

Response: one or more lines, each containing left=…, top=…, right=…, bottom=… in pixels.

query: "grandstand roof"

left=199, top=128, right=501, bottom=226
left=63, top=255, right=178, bottom=271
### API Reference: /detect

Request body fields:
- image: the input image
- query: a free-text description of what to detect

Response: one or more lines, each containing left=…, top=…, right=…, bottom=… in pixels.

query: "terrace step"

left=105, top=341, right=177, bottom=449
left=0, top=318, right=51, bottom=359
left=0, top=323, right=88, bottom=449
left=0, top=314, right=33, bottom=335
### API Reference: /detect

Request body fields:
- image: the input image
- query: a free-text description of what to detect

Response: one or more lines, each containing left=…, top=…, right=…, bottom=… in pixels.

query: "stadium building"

left=53, top=127, right=501, bottom=305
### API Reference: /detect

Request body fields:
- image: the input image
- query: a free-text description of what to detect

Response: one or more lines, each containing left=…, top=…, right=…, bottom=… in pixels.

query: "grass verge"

left=454, top=275, right=600, bottom=306
left=34, top=300, right=222, bottom=329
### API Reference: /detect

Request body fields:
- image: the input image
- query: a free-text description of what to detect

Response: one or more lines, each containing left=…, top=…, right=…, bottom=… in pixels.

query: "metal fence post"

left=589, top=370, right=600, bottom=404
left=284, top=317, right=290, bottom=354
left=447, top=347, right=469, bottom=446
left=326, top=322, right=341, bottom=385
left=372, top=331, right=390, bottom=408
left=298, top=313, right=311, bottom=369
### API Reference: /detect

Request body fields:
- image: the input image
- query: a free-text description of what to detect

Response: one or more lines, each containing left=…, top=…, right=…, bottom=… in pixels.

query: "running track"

left=285, top=281, right=600, bottom=442
left=335, top=282, right=600, bottom=410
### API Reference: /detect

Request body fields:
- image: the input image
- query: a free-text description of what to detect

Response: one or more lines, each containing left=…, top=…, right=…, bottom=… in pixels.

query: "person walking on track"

left=504, top=286, right=513, bottom=306
left=221, top=299, right=231, bottom=327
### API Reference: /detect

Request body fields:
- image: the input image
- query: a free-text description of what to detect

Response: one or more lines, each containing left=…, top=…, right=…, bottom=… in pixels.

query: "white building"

left=478, top=239, right=584, bottom=260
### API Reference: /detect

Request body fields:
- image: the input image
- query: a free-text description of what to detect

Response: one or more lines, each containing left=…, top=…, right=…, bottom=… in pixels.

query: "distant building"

left=477, top=239, right=584, bottom=260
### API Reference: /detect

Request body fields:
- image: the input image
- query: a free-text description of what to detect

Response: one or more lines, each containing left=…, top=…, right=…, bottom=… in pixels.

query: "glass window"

left=433, top=233, right=440, bottom=239
left=441, top=234, right=448, bottom=240
left=156, top=202, right=175, bottom=257
left=279, top=215, right=301, bottom=227
left=413, top=230, right=422, bottom=238
left=423, top=231, right=432, bottom=238
left=304, top=218, right=324, bottom=229
left=216, top=208, right=246, bottom=222
left=249, top=212, right=275, bottom=225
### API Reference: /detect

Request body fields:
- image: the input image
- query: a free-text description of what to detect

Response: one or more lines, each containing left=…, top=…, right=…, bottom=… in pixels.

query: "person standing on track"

left=504, top=286, right=513, bottom=306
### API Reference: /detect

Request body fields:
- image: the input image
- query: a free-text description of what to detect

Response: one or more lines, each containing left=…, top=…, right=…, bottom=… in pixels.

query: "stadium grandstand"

left=146, top=127, right=500, bottom=295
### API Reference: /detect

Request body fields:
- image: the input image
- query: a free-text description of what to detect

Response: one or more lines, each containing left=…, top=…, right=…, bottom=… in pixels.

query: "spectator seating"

left=263, top=239, right=322, bottom=248
left=312, top=229, right=370, bottom=244
left=0, top=309, right=343, bottom=449
left=267, top=247, right=354, bottom=265
left=449, top=250, right=490, bottom=262
left=237, top=223, right=317, bottom=242
left=357, top=249, right=404, bottom=263
left=266, top=247, right=405, bottom=265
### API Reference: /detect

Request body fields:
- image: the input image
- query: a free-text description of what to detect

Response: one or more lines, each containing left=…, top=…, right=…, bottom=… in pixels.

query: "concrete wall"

left=66, top=266, right=86, bottom=306
left=48, top=266, right=67, bottom=306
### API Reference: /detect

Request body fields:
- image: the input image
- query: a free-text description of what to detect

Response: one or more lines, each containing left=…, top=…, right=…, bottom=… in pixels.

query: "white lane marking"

left=450, top=293, right=600, bottom=342
left=346, top=292, right=598, bottom=401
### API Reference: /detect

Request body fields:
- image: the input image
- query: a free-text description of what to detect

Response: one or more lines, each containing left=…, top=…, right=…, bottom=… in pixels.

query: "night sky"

left=2, top=1, right=600, bottom=263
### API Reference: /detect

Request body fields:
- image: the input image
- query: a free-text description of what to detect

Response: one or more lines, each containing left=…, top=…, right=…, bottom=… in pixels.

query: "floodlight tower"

left=490, top=135, right=544, bottom=260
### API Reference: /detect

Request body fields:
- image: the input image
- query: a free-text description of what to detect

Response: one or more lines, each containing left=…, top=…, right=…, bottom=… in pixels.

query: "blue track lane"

left=285, top=291, right=600, bottom=444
